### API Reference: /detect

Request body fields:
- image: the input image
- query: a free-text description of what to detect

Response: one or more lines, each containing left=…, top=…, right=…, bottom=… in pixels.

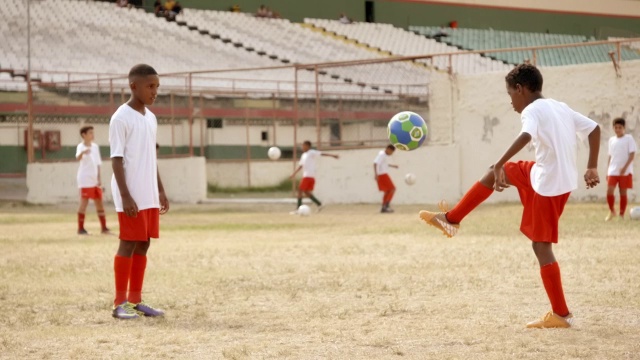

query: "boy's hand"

left=619, top=168, right=627, bottom=176
left=390, top=165, right=399, bottom=169
left=333, top=154, right=340, bottom=159
left=159, top=191, right=170, bottom=215
left=584, top=168, right=600, bottom=189
left=492, top=164, right=509, bottom=192
left=122, top=194, right=139, bottom=217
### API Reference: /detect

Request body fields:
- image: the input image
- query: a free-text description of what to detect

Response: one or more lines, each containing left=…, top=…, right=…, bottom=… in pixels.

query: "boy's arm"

left=112, top=157, right=138, bottom=217
left=492, top=132, right=532, bottom=192
left=289, top=166, right=302, bottom=179
left=97, top=165, right=101, bottom=186
left=373, top=163, right=378, bottom=180
left=584, top=126, right=601, bottom=189
left=607, top=156, right=611, bottom=180
left=321, top=153, right=339, bottom=159
left=390, top=164, right=399, bottom=169
left=620, top=152, right=635, bottom=176
left=158, top=169, right=170, bottom=214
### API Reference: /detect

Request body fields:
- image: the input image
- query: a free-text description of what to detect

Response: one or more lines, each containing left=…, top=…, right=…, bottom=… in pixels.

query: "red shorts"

left=80, top=187, right=103, bottom=200
left=299, top=177, right=315, bottom=192
left=117, top=208, right=160, bottom=241
left=607, top=174, right=633, bottom=189
left=377, top=173, right=395, bottom=192
left=504, top=161, right=570, bottom=243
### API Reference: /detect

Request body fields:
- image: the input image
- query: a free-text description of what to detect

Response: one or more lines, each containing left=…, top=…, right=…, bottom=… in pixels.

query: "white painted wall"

left=207, top=160, right=294, bottom=188
left=26, top=157, right=207, bottom=204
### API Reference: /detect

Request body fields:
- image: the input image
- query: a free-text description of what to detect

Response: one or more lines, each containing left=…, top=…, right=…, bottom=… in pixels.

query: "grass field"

left=1, top=201, right=639, bottom=359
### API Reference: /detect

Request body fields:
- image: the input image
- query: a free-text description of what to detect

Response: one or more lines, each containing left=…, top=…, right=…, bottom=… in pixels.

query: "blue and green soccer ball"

left=387, top=111, right=428, bottom=151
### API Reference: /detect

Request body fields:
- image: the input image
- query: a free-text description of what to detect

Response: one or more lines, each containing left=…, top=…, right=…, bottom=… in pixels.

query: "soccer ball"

left=405, top=173, right=417, bottom=185
left=298, top=205, right=311, bottom=216
left=267, top=146, right=281, bottom=160
left=630, top=207, right=640, bottom=220
left=387, top=111, right=428, bottom=151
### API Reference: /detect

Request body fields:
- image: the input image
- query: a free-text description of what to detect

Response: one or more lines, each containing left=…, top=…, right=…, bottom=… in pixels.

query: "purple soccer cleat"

left=133, top=301, right=165, bottom=317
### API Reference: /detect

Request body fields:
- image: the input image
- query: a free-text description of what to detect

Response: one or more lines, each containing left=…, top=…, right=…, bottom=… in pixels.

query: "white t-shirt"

left=76, top=142, right=102, bottom=188
left=608, top=134, right=637, bottom=176
left=520, top=99, right=597, bottom=197
left=109, top=104, right=159, bottom=212
left=374, top=150, right=390, bottom=175
left=299, top=149, right=322, bottom=178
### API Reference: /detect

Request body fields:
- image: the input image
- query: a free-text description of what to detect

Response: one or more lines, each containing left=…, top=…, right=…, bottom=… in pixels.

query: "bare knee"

left=116, top=240, right=137, bottom=257
left=78, top=199, right=89, bottom=213
left=479, top=166, right=495, bottom=187
left=531, top=242, right=556, bottom=266
left=95, top=199, right=105, bottom=212
left=133, top=241, right=150, bottom=256
left=620, top=188, right=628, bottom=196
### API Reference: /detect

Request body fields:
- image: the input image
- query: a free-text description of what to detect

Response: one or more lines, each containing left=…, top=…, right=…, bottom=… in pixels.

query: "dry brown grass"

left=0, top=201, right=639, bottom=359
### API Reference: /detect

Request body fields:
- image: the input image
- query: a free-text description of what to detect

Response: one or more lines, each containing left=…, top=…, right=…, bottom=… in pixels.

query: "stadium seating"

left=175, top=9, right=431, bottom=94
left=411, top=26, right=640, bottom=66
left=305, top=19, right=513, bottom=74
left=0, top=0, right=399, bottom=96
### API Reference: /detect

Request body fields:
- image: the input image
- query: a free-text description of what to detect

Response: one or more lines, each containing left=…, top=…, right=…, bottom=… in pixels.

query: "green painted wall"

left=177, top=0, right=640, bottom=37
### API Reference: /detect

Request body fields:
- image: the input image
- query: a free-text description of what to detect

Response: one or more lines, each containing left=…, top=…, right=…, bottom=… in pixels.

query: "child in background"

left=605, top=117, right=636, bottom=220
left=76, top=126, right=109, bottom=235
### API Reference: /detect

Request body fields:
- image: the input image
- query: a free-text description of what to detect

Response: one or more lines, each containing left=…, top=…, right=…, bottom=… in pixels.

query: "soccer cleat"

left=526, top=311, right=573, bottom=328
left=112, top=301, right=140, bottom=320
left=78, top=229, right=89, bottom=235
left=317, top=205, right=324, bottom=213
left=419, top=210, right=459, bottom=238
left=605, top=212, right=616, bottom=221
left=381, top=207, right=395, bottom=213
left=133, top=301, right=165, bottom=317
left=101, top=228, right=112, bottom=235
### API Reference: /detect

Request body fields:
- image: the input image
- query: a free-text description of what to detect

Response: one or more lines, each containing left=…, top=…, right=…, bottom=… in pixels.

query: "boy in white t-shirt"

left=76, top=126, right=109, bottom=235
left=109, top=64, right=170, bottom=320
left=374, top=145, right=399, bottom=213
left=605, top=118, right=636, bottom=221
left=419, top=64, right=601, bottom=328
left=289, top=140, right=339, bottom=213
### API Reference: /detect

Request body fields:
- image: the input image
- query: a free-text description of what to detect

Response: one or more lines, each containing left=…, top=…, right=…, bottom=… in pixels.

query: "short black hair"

left=128, top=64, right=158, bottom=81
left=80, top=126, right=93, bottom=135
left=156, top=143, right=160, bottom=149
left=505, top=64, right=543, bottom=93
left=386, top=144, right=396, bottom=151
left=613, top=118, right=626, bottom=127
left=303, top=140, right=312, bottom=147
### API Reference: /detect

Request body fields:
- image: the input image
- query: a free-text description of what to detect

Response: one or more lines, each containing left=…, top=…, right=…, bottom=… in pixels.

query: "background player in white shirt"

left=419, top=64, right=600, bottom=329
left=289, top=140, right=339, bottom=213
left=374, top=145, right=399, bottom=213
left=605, top=118, right=636, bottom=220
left=76, top=126, right=109, bottom=235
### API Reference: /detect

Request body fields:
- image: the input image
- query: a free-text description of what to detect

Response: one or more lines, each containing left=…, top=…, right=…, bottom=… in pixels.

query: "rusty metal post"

left=532, top=49, right=537, bottom=66
left=188, top=73, right=194, bottom=156
left=109, top=79, right=114, bottom=111
left=170, top=92, right=176, bottom=155
left=244, top=93, right=252, bottom=187
left=292, top=67, right=299, bottom=194
left=314, top=65, right=321, bottom=148
left=272, top=93, right=277, bottom=146
left=199, top=93, right=205, bottom=157
left=26, top=79, right=34, bottom=163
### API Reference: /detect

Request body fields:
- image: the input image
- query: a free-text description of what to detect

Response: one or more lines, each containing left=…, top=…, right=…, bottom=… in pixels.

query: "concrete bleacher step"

left=303, top=22, right=433, bottom=72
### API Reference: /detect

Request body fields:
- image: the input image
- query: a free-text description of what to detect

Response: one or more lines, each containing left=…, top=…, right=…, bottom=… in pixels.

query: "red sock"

left=446, top=182, right=493, bottom=224
left=383, top=190, right=394, bottom=205
left=128, top=254, right=147, bottom=304
left=98, top=212, right=107, bottom=230
left=114, top=255, right=133, bottom=306
left=540, top=262, right=569, bottom=317
left=620, top=195, right=628, bottom=216
left=78, top=212, right=85, bottom=231
left=607, top=194, right=615, bottom=213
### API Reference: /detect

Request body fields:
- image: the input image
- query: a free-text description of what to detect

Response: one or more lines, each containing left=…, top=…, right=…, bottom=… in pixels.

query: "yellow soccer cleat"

left=419, top=210, right=459, bottom=238
left=526, top=311, right=573, bottom=329
left=605, top=212, right=616, bottom=222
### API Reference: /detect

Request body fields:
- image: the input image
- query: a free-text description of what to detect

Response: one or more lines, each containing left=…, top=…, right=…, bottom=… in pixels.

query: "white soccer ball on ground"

left=630, top=207, right=640, bottom=220
left=405, top=173, right=417, bottom=185
left=298, top=204, right=311, bottom=216
left=267, top=146, right=281, bottom=160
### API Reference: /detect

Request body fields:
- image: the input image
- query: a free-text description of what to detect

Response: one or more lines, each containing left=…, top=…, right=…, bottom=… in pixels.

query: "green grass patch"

left=208, top=178, right=293, bottom=194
